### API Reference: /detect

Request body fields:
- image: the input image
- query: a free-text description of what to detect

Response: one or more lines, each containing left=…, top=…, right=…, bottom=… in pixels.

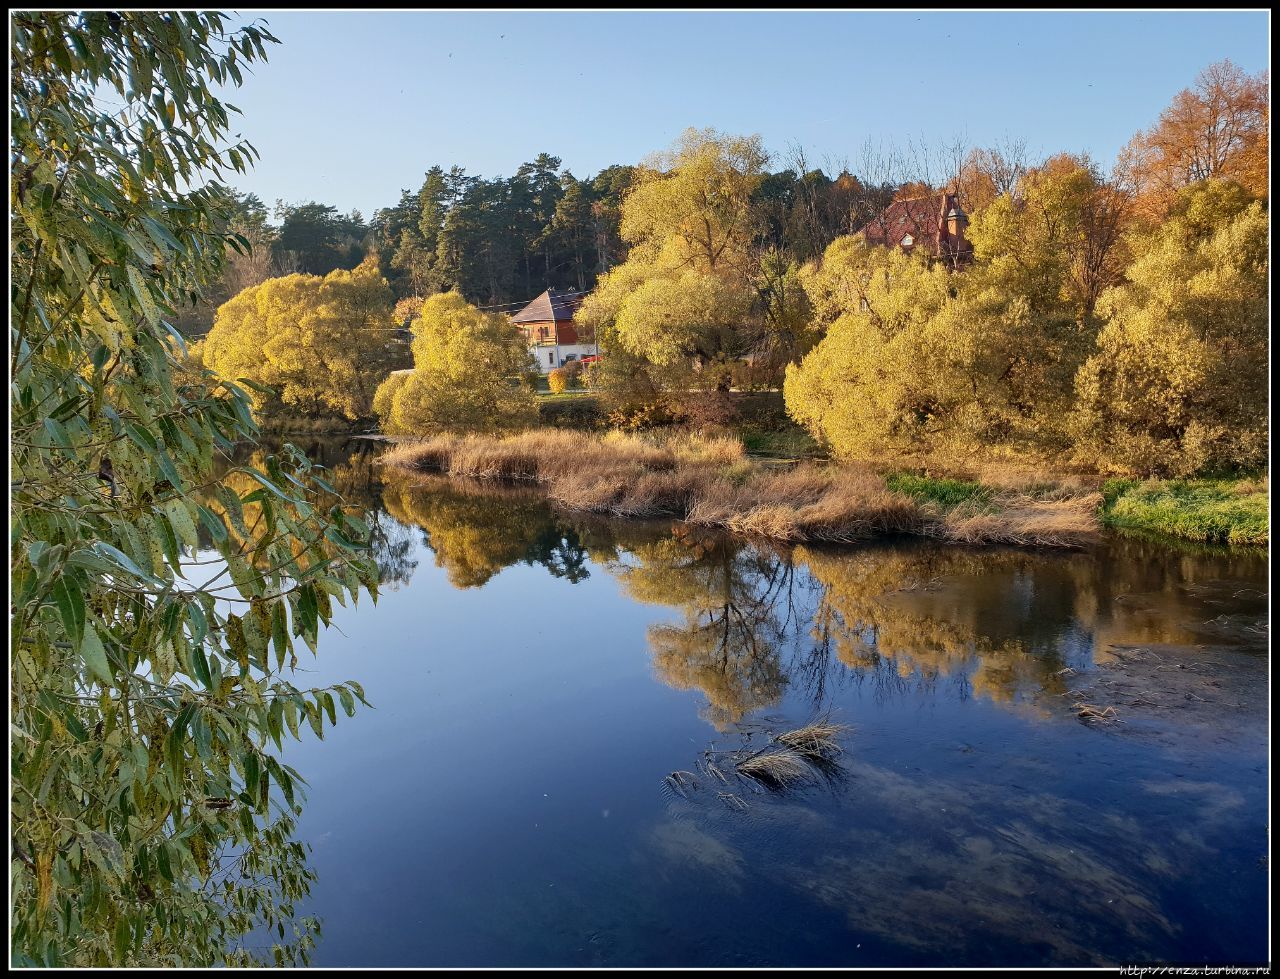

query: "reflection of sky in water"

left=260, top=443, right=1268, bottom=966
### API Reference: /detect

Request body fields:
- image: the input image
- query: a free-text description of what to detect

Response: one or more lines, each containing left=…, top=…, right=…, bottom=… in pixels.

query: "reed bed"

left=381, top=430, right=1102, bottom=548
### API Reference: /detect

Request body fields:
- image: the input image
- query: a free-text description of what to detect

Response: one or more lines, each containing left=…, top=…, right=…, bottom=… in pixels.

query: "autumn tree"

left=967, top=152, right=1132, bottom=323
left=1071, top=180, right=1268, bottom=476
left=955, top=139, right=1030, bottom=215
left=373, top=291, right=538, bottom=434
left=578, top=129, right=786, bottom=394
left=784, top=244, right=962, bottom=458
left=203, top=260, right=406, bottom=422
left=786, top=204, right=1105, bottom=460
left=1119, top=60, right=1269, bottom=221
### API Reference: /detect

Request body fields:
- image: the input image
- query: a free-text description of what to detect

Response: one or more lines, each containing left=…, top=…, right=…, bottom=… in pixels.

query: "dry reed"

left=380, top=430, right=1102, bottom=549
left=775, top=720, right=850, bottom=760
left=735, top=748, right=813, bottom=789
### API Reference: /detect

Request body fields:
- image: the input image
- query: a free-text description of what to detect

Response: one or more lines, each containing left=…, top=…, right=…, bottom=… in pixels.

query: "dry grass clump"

left=668, top=433, right=746, bottom=466
left=733, top=719, right=851, bottom=789
left=735, top=748, right=813, bottom=789
left=936, top=493, right=1102, bottom=548
left=690, top=467, right=924, bottom=542
left=379, top=434, right=460, bottom=472
left=774, top=720, right=849, bottom=760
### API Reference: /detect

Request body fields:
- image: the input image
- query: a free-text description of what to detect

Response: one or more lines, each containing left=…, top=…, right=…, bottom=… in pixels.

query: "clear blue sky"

left=215, top=10, right=1270, bottom=218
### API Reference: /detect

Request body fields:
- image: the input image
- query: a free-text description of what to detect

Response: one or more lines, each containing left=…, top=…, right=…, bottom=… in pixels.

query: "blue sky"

left=215, top=10, right=1270, bottom=218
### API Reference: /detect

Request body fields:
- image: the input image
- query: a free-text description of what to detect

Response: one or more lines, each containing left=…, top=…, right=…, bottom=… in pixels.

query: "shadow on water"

left=249, top=437, right=1268, bottom=967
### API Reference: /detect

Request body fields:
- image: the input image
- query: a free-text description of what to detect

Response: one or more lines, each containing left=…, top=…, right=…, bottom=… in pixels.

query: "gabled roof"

left=510, top=288, right=585, bottom=324
left=856, top=191, right=972, bottom=262
left=857, top=194, right=946, bottom=250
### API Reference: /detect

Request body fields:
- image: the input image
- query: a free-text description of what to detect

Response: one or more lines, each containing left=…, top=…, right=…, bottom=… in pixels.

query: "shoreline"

left=371, top=431, right=1268, bottom=551
left=376, top=431, right=1104, bottom=549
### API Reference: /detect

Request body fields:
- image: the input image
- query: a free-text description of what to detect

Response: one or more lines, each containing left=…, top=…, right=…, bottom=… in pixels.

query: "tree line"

left=200, top=57, right=1267, bottom=480
left=173, top=147, right=940, bottom=335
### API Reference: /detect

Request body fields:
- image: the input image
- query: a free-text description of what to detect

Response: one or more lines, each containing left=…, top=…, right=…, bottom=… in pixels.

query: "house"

left=856, top=189, right=973, bottom=268
left=510, top=287, right=596, bottom=372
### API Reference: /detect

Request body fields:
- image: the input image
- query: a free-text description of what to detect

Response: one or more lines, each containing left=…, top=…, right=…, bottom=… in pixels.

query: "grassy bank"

left=380, top=430, right=1102, bottom=548
left=1102, top=477, right=1269, bottom=546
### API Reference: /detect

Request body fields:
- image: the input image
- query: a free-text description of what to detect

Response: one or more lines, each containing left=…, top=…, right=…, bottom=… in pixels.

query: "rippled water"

left=264, top=439, right=1268, bottom=966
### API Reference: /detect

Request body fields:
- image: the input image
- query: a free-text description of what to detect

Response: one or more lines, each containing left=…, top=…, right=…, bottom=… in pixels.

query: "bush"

left=548, top=367, right=570, bottom=393
left=1071, top=183, right=1267, bottom=476
left=372, top=292, right=538, bottom=435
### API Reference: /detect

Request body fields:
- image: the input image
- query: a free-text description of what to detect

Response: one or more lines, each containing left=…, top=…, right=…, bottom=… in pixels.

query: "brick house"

left=856, top=189, right=973, bottom=268
left=510, top=287, right=596, bottom=373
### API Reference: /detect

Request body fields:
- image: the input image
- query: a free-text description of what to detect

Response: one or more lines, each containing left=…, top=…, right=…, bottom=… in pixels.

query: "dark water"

left=266, top=440, right=1269, bottom=967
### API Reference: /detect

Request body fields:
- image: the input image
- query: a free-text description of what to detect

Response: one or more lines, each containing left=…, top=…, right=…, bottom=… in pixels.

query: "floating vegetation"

left=666, top=715, right=852, bottom=806
left=736, top=748, right=814, bottom=789
left=663, top=770, right=701, bottom=799
left=1073, top=702, right=1121, bottom=723
left=774, top=720, right=848, bottom=760
left=717, top=792, right=750, bottom=812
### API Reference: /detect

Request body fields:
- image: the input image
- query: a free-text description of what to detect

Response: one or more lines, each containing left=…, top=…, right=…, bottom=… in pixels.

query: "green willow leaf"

left=79, top=624, right=112, bottom=684
left=52, top=577, right=86, bottom=648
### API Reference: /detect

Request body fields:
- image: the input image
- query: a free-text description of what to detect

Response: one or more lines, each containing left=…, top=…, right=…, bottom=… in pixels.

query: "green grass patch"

left=885, top=473, right=993, bottom=509
left=739, top=425, right=823, bottom=459
left=1102, top=478, right=1268, bottom=546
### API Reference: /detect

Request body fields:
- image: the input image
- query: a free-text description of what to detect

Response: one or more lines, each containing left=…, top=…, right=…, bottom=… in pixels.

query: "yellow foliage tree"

left=787, top=200, right=1114, bottom=461
left=785, top=245, right=957, bottom=458
left=202, top=263, right=405, bottom=421
left=1071, top=180, right=1268, bottom=476
left=576, top=129, right=773, bottom=391
left=966, top=153, right=1131, bottom=323
left=373, top=291, right=538, bottom=435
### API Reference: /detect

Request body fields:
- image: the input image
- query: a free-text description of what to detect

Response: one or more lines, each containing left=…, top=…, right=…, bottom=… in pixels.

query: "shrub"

left=373, top=292, right=538, bottom=435
left=548, top=367, right=570, bottom=394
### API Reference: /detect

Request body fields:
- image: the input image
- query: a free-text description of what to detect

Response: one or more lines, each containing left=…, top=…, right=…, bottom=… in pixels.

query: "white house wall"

left=531, top=343, right=596, bottom=372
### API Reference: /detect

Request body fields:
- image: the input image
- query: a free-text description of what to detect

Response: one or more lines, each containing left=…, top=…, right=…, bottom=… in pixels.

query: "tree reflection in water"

left=290, top=443, right=1268, bottom=725
left=609, top=526, right=802, bottom=729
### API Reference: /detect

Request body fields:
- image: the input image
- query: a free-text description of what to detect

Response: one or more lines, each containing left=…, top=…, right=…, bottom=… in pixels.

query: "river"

left=259, top=438, right=1269, bottom=966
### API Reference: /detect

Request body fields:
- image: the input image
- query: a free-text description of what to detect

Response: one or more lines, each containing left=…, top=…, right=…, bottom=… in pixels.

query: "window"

left=900, top=234, right=913, bottom=247
left=547, top=351, right=554, bottom=365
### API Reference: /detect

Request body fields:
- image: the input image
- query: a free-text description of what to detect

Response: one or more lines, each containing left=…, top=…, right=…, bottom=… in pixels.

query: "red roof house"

left=856, top=190, right=973, bottom=268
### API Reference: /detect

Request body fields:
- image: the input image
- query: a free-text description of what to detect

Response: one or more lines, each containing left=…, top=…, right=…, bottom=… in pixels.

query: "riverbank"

left=379, top=430, right=1103, bottom=548
left=1101, top=477, right=1269, bottom=546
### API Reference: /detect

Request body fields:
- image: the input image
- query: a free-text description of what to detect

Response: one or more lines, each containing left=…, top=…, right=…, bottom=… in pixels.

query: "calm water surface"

left=268, top=440, right=1268, bottom=967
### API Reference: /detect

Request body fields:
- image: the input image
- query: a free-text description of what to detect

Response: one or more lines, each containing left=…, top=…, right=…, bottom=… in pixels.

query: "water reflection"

left=613, top=529, right=795, bottom=729
left=343, top=460, right=1265, bottom=720
left=270, top=441, right=1267, bottom=966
